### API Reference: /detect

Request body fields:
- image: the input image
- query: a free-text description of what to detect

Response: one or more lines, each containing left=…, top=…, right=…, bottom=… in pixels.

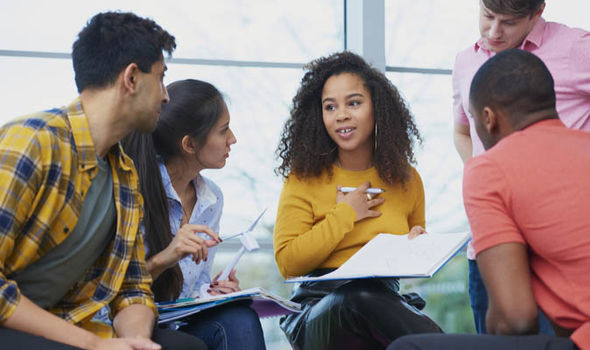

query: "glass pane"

left=387, top=72, right=472, bottom=333
left=0, top=57, right=77, bottom=122
left=385, top=0, right=590, bottom=69
left=0, top=0, right=344, bottom=63
left=386, top=72, right=467, bottom=233
left=385, top=0, right=479, bottom=69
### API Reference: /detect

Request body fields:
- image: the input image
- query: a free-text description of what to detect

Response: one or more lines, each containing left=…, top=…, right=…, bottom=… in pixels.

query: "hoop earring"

left=374, top=123, right=378, bottom=152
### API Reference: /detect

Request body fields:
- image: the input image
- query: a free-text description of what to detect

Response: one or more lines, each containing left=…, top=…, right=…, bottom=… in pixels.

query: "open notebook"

left=157, top=287, right=301, bottom=324
left=286, top=232, right=471, bottom=283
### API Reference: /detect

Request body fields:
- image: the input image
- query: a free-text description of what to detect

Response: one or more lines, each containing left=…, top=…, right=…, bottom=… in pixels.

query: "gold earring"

left=374, top=123, right=378, bottom=152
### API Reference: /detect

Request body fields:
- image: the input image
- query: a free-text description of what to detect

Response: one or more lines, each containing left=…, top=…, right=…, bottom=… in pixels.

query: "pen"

left=339, top=187, right=386, bottom=194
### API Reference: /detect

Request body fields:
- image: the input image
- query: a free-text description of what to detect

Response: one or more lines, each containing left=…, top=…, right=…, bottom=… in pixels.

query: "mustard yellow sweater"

left=274, top=165, right=425, bottom=278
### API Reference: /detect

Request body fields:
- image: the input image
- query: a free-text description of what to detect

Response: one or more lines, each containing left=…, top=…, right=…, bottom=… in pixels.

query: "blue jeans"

left=468, top=259, right=555, bottom=335
left=468, top=259, right=488, bottom=333
left=179, top=301, right=266, bottom=350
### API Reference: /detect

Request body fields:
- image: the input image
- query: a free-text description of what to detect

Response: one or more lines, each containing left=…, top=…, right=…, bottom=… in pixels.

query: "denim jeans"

left=179, top=300, right=266, bottom=350
left=468, top=259, right=555, bottom=335
left=468, top=259, right=489, bottom=333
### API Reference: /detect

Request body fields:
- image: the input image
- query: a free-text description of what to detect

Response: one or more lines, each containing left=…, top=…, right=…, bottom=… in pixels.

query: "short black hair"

left=72, top=11, right=176, bottom=92
left=469, top=49, right=555, bottom=120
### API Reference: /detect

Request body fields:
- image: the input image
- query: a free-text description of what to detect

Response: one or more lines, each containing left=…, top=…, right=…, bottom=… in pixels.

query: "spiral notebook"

left=286, top=232, right=470, bottom=283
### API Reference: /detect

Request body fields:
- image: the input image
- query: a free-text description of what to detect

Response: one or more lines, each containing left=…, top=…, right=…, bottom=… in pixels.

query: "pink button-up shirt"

left=453, top=18, right=590, bottom=259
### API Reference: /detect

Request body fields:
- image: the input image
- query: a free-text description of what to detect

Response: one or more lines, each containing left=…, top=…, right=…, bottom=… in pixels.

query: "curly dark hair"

left=275, top=51, right=422, bottom=185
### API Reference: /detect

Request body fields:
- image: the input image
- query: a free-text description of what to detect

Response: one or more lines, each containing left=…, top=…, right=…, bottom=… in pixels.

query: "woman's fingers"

left=408, top=226, right=427, bottom=240
left=182, top=224, right=222, bottom=244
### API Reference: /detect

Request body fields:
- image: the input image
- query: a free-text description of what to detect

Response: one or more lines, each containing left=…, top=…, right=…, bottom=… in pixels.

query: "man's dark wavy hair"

left=72, top=11, right=176, bottom=93
left=275, top=51, right=421, bottom=185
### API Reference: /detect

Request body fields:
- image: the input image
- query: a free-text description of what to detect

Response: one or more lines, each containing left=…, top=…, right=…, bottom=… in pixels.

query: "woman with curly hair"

left=274, top=51, right=442, bottom=350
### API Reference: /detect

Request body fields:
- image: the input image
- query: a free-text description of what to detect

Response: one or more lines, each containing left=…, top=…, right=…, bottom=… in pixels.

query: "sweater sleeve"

left=407, top=168, right=426, bottom=229
left=273, top=176, right=357, bottom=278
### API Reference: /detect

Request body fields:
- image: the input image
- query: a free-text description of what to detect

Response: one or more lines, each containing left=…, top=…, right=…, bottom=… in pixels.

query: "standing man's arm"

left=454, top=122, right=473, bottom=163
left=452, top=55, right=474, bottom=163
left=569, top=32, right=590, bottom=127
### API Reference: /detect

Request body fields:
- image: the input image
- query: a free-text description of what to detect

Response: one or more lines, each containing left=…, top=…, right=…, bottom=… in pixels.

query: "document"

left=157, top=287, right=301, bottom=324
left=286, top=232, right=470, bottom=283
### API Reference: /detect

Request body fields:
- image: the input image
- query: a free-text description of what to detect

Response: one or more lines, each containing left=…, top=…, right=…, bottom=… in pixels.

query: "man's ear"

left=533, top=2, right=545, bottom=20
left=121, top=63, right=140, bottom=95
left=482, top=106, right=498, bottom=135
left=181, top=135, right=198, bottom=155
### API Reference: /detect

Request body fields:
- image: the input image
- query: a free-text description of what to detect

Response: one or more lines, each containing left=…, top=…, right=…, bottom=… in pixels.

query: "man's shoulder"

left=1, top=107, right=71, bottom=139
left=544, top=20, right=589, bottom=38
left=538, top=20, right=590, bottom=54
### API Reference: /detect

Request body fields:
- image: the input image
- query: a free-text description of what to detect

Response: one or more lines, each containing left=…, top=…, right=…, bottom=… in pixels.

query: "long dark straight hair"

left=122, top=79, right=225, bottom=301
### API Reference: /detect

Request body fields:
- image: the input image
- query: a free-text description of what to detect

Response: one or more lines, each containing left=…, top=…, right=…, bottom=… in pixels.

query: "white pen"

left=339, top=187, right=386, bottom=194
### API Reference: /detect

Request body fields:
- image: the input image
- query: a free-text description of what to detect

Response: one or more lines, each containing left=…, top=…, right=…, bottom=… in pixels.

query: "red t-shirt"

left=463, top=119, right=590, bottom=348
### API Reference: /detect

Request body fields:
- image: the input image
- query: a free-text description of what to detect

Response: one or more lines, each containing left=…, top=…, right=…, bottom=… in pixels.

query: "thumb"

left=205, top=239, right=219, bottom=248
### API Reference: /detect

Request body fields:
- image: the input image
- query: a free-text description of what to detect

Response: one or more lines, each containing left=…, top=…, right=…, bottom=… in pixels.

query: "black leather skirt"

left=280, top=269, right=442, bottom=350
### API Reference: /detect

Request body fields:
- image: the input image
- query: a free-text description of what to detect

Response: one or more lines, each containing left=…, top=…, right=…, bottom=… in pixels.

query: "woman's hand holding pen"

left=337, top=181, right=385, bottom=222
left=208, top=269, right=240, bottom=295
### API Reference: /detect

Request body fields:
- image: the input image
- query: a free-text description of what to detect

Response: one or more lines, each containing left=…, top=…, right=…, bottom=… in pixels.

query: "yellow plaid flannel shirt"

left=0, top=98, right=156, bottom=337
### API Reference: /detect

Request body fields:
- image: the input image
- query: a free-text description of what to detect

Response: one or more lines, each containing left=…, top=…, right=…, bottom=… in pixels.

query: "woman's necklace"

left=180, top=189, right=197, bottom=225
left=181, top=206, right=192, bottom=225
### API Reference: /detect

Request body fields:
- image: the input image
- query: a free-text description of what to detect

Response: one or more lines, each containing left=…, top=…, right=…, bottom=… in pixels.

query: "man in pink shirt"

left=389, top=48, right=589, bottom=350
left=452, top=0, right=590, bottom=334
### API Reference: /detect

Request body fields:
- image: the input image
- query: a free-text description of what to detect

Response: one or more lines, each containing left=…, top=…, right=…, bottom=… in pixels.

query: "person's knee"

left=152, top=327, right=208, bottom=350
left=227, top=304, right=260, bottom=324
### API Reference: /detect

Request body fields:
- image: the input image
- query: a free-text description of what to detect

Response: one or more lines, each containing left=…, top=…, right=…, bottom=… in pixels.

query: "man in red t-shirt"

left=388, top=49, right=589, bottom=349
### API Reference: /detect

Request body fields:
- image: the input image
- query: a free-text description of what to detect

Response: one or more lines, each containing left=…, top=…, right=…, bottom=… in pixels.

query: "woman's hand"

left=208, top=270, right=240, bottom=295
left=337, top=181, right=385, bottom=222
left=407, top=225, right=426, bottom=240
left=147, top=224, right=221, bottom=279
